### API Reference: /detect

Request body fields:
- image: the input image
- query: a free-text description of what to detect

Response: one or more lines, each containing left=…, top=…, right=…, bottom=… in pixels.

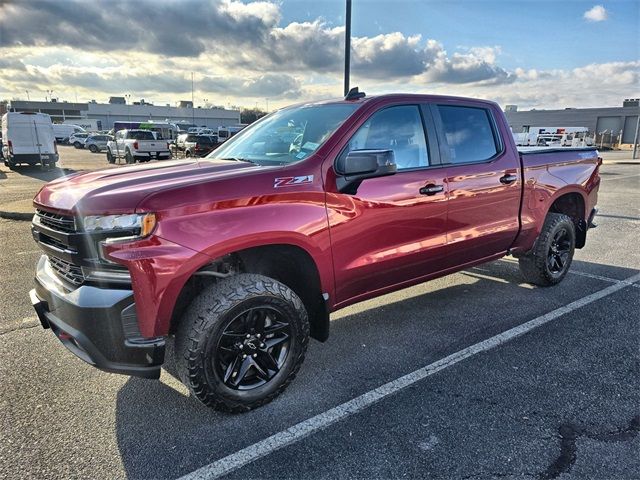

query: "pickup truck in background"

left=30, top=91, right=600, bottom=412
left=184, top=134, right=220, bottom=157
left=106, top=129, right=171, bottom=164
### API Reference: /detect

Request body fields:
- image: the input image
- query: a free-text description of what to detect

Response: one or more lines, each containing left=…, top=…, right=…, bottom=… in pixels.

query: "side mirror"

left=335, top=149, right=397, bottom=193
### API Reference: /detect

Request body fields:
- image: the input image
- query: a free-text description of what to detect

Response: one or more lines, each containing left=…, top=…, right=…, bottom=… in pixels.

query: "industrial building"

left=6, top=99, right=241, bottom=130
left=505, top=99, right=639, bottom=146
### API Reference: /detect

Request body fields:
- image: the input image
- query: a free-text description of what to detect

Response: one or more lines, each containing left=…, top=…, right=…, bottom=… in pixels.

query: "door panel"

left=432, top=103, right=521, bottom=265
left=325, top=103, right=448, bottom=304
left=326, top=171, right=448, bottom=303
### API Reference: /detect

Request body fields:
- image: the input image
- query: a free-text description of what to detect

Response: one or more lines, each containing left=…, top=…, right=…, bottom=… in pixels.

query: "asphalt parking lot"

left=0, top=148, right=638, bottom=479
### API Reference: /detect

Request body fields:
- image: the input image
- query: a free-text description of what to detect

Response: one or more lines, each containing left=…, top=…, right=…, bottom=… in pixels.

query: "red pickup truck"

left=30, top=92, right=600, bottom=411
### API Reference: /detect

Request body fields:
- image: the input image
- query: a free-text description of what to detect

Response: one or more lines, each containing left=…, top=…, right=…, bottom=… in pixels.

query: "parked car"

left=69, top=132, right=90, bottom=148
left=184, top=134, right=220, bottom=157
left=52, top=124, right=85, bottom=144
left=84, top=134, right=113, bottom=153
left=106, top=129, right=171, bottom=163
left=1, top=111, right=58, bottom=169
left=29, top=91, right=600, bottom=412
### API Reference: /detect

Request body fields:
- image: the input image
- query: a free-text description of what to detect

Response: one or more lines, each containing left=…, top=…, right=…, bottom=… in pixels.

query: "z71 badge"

left=274, top=175, right=314, bottom=188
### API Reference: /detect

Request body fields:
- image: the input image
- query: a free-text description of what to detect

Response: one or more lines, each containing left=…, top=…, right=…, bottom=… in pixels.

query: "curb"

left=0, top=210, right=33, bottom=221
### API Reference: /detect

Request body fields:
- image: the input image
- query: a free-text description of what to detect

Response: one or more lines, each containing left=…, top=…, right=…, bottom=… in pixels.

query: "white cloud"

left=584, top=5, right=608, bottom=22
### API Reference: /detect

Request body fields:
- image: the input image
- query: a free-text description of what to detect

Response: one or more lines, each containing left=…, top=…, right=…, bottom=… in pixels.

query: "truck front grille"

left=35, top=209, right=77, bottom=233
left=48, top=256, right=85, bottom=286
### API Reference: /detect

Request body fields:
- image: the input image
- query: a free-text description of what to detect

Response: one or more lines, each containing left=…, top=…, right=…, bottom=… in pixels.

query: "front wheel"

left=519, top=213, right=575, bottom=286
left=106, top=150, right=115, bottom=164
left=89, top=144, right=98, bottom=153
left=175, top=274, right=309, bottom=412
left=73, top=141, right=82, bottom=148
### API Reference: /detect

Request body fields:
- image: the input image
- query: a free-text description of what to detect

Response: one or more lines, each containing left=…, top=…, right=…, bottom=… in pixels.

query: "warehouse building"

left=6, top=99, right=241, bottom=130
left=505, top=99, right=640, bottom=145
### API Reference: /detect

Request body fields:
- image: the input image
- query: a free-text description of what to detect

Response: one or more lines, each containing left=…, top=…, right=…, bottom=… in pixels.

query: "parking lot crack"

left=539, top=416, right=639, bottom=479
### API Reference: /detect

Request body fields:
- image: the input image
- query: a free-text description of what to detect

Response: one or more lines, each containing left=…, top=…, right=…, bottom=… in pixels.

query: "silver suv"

left=84, top=134, right=113, bottom=153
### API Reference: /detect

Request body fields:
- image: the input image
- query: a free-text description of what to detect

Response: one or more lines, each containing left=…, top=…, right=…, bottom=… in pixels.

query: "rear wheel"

left=125, top=151, right=134, bottom=164
left=73, top=141, right=82, bottom=148
left=175, top=274, right=309, bottom=412
left=519, top=213, right=575, bottom=286
left=89, top=144, right=98, bottom=153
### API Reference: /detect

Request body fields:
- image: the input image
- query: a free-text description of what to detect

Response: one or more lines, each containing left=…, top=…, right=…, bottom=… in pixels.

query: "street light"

left=125, top=94, right=131, bottom=121
left=46, top=89, right=54, bottom=102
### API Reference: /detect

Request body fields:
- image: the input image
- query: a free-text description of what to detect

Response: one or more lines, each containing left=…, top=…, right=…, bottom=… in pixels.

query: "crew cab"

left=30, top=91, right=600, bottom=412
left=106, top=129, right=171, bottom=164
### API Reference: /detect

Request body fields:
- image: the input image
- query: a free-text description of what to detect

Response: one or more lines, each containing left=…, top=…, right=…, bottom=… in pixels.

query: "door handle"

left=500, top=174, right=518, bottom=184
left=419, top=184, right=444, bottom=196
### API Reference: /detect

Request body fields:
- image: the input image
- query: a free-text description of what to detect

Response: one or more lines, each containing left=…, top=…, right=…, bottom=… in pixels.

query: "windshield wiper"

left=219, top=157, right=260, bottom=165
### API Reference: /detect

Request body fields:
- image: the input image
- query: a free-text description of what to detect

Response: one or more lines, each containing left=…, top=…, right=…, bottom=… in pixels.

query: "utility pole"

left=343, top=0, right=352, bottom=97
left=633, top=115, right=640, bottom=160
left=191, top=72, right=195, bottom=124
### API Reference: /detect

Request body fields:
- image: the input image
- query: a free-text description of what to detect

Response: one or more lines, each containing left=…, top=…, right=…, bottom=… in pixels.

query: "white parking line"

left=180, top=272, right=640, bottom=480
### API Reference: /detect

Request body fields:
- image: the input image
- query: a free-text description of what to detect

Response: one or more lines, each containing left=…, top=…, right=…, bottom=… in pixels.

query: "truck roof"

left=286, top=92, right=500, bottom=110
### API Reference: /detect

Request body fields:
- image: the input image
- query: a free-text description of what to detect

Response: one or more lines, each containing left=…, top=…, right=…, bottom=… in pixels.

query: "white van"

left=53, top=123, right=85, bottom=143
left=1, top=112, right=59, bottom=169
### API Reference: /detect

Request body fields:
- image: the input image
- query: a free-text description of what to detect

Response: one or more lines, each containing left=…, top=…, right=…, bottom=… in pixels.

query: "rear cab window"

left=435, top=105, right=502, bottom=164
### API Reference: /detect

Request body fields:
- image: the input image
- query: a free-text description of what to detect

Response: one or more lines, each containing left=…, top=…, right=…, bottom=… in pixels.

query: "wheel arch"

left=546, top=188, right=587, bottom=248
left=170, top=242, right=330, bottom=342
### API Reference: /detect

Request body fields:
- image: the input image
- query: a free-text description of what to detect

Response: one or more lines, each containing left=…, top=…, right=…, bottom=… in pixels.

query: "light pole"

left=25, top=90, right=30, bottom=101
left=125, top=94, right=131, bottom=121
left=632, top=115, right=640, bottom=160
left=343, top=0, right=352, bottom=96
left=46, top=89, right=54, bottom=102
left=191, top=72, right=195, bottom=124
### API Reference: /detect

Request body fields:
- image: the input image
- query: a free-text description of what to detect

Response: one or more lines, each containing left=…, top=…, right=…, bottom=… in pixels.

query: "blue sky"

left=0, top=0, right=638, bottom=109
left=281, top=0, right=639, bottom=70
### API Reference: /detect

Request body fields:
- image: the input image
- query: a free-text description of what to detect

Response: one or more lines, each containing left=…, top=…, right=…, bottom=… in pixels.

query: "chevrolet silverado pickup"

left=30, top=91, right=600, bottom=412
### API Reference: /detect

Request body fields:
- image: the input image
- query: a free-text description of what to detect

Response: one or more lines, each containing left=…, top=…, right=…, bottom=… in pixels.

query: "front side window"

left=208, top=103, right=358, bottom=166
left=437, top=105, right=499, bottom=164
left=341, top=105, right=429, bottom=170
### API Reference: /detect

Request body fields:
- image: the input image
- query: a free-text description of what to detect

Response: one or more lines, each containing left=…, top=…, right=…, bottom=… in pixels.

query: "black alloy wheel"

left=215, top=306, right=291, bottom=390
left=547, top=227, right=572, bottom=275
left=518, top=212, right=575, bottom=286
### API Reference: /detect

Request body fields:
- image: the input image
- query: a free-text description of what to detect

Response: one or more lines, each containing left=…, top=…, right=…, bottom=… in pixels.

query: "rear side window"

left=437, top=105, right=499, bottom=164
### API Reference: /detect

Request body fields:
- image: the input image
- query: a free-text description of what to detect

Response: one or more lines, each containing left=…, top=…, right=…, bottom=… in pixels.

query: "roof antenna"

left=345, top=86, right=366, bottom=101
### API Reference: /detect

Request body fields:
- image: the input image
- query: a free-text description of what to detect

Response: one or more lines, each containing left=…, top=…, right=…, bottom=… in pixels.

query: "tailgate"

left=138, top=140, right=167, bottom=152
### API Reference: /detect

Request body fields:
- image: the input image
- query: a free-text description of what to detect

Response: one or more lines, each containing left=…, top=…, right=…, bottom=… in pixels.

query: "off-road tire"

left=175, top=273, right=309, bottom=412
left=519, top=213, right=575, bottom=286
left=106, top=150, right=115, bottom=164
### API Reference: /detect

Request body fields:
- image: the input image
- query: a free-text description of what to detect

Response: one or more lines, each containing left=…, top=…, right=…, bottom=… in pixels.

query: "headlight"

left=82, top=213, right=156, bottom=239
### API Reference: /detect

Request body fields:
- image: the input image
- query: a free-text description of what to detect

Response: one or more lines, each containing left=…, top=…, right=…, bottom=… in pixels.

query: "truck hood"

left=33, top=159, right=258, bottom=215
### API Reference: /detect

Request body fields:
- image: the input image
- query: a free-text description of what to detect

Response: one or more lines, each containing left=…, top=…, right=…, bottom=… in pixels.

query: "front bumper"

left=30, top=255, right=165, bottom=379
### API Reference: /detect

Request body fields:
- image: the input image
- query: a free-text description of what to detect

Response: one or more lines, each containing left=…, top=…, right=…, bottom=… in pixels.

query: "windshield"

left=207, top=103, right=358, bottom=166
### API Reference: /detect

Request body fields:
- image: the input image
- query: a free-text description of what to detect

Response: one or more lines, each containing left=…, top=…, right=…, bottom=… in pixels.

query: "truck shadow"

left=4, top=165, right=77, bottom=182
left=114, top=258, right=639, bottom=479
